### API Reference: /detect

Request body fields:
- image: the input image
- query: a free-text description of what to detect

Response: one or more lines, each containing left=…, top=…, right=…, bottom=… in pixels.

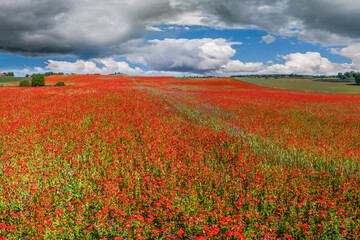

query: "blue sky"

left=146, top=26, right=351, bottom=64
left=0, top=0, right=360, bottom=76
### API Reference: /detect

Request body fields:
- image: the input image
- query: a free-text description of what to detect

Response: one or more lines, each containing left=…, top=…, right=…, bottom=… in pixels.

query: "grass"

left=0, top=77, right=31, bottom=87
left=232, top=77, right=360, bottom=94
left=0, top=77, right=30, bottom=83
left=0, top=77, right=70, bottom=87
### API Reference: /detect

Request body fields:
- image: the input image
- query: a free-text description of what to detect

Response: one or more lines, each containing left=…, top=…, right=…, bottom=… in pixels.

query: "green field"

left=233, top=77, right=360, bottom=94
left=0, top=76, right=30, bottom=82
left=0, top=77, right=31, bottom=87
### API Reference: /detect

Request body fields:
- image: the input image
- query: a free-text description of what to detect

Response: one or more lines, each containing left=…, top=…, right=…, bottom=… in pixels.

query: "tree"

left=31, top=74, right=45, bottom=87
left=44, top=72, right=64, bottom=76
left=55, top=81, right=65, bottom=86
left=337, top=72, right=344, bottom=79
left=19, top=80, right=31, bottom=87
left=2, top=72, right=14, bottom=77
left=350, top=71, right=356, bottom=78
left=343, top=71, right=356, bottom=79
left=355, top=73, right=360, bottom=85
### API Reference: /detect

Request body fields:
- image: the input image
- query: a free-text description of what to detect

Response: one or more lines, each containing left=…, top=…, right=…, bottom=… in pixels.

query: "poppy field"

left=0, top=74, right=360, bottom=239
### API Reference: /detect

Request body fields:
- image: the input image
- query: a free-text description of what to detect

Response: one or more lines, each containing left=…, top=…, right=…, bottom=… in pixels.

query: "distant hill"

left=232, top=76, right=360, bottom=94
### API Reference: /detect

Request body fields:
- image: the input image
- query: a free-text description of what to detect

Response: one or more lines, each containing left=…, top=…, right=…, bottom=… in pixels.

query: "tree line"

left=26, top=72, right=64, bottom=78
left=2, top=72, right=14, bottom=77
left=337, top=71, right=360, bottom=84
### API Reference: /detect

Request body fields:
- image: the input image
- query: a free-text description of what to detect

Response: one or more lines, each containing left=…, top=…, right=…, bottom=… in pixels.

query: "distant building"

left=0, top=73, right=5, bottom=77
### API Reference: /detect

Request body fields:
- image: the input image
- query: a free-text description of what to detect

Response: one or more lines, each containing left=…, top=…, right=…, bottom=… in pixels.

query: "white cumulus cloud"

left=331, top=43, right=360, bottom=65
left=127, top=38, right=242, bottom=73
left=46, top=58, right=144, bottom=74
left=266, top=52, right=354, bottom=74
left=219, top=60, right=265, bottom=73
left=262, top=35, right=276, bottom=44
left=42, top=51, right=357, bottom=76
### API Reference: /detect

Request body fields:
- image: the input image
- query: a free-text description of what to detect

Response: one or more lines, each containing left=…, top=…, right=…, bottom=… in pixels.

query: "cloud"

left=43, top=58, right=201, bottom=76
left=266, top=52, right=354, bottom=74
left=285, top=0, right=360, bottom=44
left=38, top=51, right=357, bottom=76
left=40, top=38, right=263, bottom=75
left=146, top=26, right=163, bottom=32
left=0, top=0, right=177, bottom=57
left=44, top=50, right=357, bottom=76
left=127, top=38, right=242, bottom=73
left=331, top=43, right=360, bottom=64
left=1, top=0, right=360, bottom=58
left=163, top=0, right=360, bottom=46
left=261, top=35, right=276, bottom=44
left=46, top=58, right=144, bottom=74
left=219, top=60, right=264, bottom=73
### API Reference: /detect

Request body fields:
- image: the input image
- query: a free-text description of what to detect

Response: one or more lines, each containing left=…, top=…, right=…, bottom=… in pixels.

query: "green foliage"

left=0, top=77, right=31, bottom=83
left=231, top=74, right=337, bottom=79
left=355, top=73, right=360, bottom=85
left=3, top=72, right=14, bottom=77
left=44, top=72, right=64, bottom=76
left=338, top=71, right=356, bottom=79
left=55, top=81, right=66, bottom=86
left=31, top=74, right=45, bottom=87
left=338, top=71, right=360, bottom=84
left=19, top=80, right=31, bottom=87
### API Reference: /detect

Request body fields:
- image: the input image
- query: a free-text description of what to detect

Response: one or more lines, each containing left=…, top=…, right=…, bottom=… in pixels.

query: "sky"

left=1, top=0, right=360, bottom=77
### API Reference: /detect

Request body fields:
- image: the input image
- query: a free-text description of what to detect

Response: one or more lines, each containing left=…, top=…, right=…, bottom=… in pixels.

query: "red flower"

left=177, top=229, right=184, bottom=237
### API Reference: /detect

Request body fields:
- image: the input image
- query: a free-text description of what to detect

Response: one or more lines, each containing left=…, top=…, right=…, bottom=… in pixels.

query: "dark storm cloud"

left=191, top=0, right=360, bottom=45
left=0, top=0, right=72, bottom=55
left=287, top=0, right=360, bottom=39
left=0, top=0, right=359, bottom=57
left=0, top=0, right=177, bottom=57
